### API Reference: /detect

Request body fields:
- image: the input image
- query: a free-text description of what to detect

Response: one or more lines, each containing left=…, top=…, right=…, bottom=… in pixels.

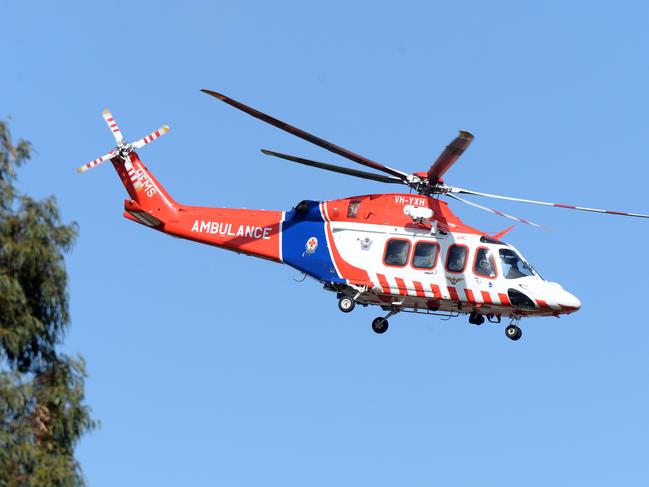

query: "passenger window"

left=384, top=239, right=411, bottom=267
left=446, top=245, right=468, bottom=273
left=412, top=242, right=439, bottom=269
left=347, top=200, right=361, bottom=218
left=474, top=247, right=496, bottom=278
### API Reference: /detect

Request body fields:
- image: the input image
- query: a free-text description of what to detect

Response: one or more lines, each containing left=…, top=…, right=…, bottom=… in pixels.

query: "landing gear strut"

left=371, top=308, right=400, bottom=334
left=505, top=324, right=522, bottom=341
left=338, top=296, right=355, bottom=313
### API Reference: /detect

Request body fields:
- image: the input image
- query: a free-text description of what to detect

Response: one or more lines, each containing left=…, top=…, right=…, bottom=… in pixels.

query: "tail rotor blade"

left=77, top=151, right=115, bottom=173
left=132, top=125, right=170, bottom=149
left=102, top=109, right=124, bottom=143
left=451, top=186, right=649, bottom=219
left=447, top=193, right=545, bottom=228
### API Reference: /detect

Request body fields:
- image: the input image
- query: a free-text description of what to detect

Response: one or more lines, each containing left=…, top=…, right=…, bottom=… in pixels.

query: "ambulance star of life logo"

left=305, top=236, right=318, bottom=254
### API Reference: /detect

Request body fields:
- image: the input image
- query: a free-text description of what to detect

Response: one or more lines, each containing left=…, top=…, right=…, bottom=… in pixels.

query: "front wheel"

left=371, top=317, right=389, bottom=334
left=505, top=325, right=522, bottom=341
left=338, top=296, right=356, bottom=313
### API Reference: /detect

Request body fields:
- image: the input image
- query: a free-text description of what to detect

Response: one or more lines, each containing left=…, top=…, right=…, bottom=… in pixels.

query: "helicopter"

left=78, top=89, right=649, bottom=341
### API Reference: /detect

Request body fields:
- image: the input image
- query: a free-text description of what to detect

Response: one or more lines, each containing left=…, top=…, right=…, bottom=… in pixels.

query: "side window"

left=347, top=200, right=361, bottom=218
left=384, top=239, right=411, bottom=267
left=499, top=248, right=535, bottom=279
left=474, top=247, right=497, bottom=278
left=445, top=244, right=468, bottom=273
left=412, top=241, right=439, bottom=269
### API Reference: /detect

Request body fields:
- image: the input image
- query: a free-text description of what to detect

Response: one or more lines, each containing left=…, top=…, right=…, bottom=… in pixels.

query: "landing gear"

left=371, top=307, right=400, bottom=334
left=468, top=312, right=485, bottom=325
left=371, top=317, right=389, bottom=334
left=338, top=296, right=356, bottom=313
left=505, top=324, right=522, bottom=341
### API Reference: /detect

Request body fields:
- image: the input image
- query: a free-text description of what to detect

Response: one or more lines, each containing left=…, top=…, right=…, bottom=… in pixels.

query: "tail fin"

left=113, top=153, right=178, bottom=227
left=78, top=109, right=177, bottom=227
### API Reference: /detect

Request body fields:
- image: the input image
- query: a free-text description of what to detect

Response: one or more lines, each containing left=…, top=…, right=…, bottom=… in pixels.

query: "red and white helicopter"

left=79, top=90, right=649, bottom=340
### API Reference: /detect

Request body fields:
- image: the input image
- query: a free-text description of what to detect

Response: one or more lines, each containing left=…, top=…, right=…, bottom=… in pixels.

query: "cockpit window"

left=446, top=244, right=468, bottom=273
left=474, top=247, right=496, bottom=278
left=384, top=239, right=410, bottom=267
left=499, top=248, right=535, bottom=279
left=412, top=241, right=439, bottom=269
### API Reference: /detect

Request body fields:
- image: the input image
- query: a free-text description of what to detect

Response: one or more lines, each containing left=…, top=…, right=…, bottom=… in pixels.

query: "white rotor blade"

left=77, top=151, right=115, bottom=173
left=132, top=125, right=170, bottom=149
left=447, top=193, right=544, bottom=228
left=102, top=109, right=124, bottom=143
left=451, top=186, right=649, bottom=219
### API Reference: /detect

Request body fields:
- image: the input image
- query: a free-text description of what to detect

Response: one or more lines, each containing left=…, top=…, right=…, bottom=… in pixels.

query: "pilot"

left=505, top=257, right=525, bottom=279
left=478, top=257, right=495, bottom=277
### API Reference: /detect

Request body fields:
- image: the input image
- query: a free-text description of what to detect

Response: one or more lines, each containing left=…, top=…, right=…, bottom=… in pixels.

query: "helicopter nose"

left=559, top=290, right=581, bottom=312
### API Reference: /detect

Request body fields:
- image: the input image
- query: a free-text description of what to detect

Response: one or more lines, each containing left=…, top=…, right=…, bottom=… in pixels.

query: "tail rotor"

left=77, top=109, right=170, bottom=173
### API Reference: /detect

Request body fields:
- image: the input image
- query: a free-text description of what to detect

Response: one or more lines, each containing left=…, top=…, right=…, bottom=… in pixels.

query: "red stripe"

left=376, top=273, right=391, bottom=294
left=447, top=286, right=459, bottom=301
left=464, top=289, right=476, bottom=303
left=430, top=284, right=442, bottom=299
left=481, top=291, right=493, bottom=304
left=536, top=299, right=550, bottom=309
left=555, top=203, right=576, bottom=209
left=560, top=305, right=579, bottom=313
left=412, top=280, right=425, bottom=297
left=394, top=277, right=408, bottom=296
left=498, top=293, right=510, bottom=305
left=154, top=130, right=160, bottom=137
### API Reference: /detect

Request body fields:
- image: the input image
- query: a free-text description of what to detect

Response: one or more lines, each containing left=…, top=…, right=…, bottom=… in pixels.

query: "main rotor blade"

left=427, top=131, right=474, bottom=184
left=201, top=89, right=412, bottom=181
left=451, top=186, right=649, bottom=219
left=447, top=194, right=544, bottom=228
left=261, top=149, right=405, bottom=185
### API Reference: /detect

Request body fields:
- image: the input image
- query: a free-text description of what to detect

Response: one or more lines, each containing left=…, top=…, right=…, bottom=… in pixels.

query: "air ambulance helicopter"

left=78, top=89, right=649, bottom=341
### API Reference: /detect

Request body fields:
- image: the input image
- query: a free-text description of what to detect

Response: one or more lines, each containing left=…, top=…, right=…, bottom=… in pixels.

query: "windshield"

left=499, top=248, right=538, bottom=280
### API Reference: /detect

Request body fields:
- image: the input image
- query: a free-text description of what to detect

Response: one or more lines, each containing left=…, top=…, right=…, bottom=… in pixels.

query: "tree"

left=0, top=119, right=96, bottom=486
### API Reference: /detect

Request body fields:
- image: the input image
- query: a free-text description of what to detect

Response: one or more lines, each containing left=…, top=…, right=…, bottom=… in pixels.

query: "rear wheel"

left=505, top=325, right=522, bottom=341
left=372, top=317, right=389, bottom=334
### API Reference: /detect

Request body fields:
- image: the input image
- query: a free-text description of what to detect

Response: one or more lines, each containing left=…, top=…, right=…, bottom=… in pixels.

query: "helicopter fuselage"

left=119, top=154, right=580, bottom=321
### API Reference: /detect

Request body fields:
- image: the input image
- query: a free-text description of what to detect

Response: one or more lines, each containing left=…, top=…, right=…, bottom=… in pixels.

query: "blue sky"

left=3, top=1, right=649, bottom=485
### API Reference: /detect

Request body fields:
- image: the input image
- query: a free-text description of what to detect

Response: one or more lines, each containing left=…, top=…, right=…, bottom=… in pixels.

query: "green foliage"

left=0, top=120, right=96, bottom=486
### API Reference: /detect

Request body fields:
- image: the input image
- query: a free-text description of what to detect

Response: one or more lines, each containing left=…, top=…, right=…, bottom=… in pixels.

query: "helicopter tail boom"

left=113, top=152, right=284, bottom=261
